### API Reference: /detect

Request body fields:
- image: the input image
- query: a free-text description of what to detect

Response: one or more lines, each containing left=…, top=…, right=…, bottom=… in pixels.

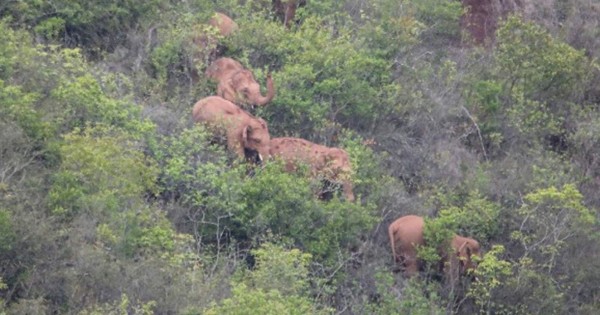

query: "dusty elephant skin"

left=208, top=12, right=238, bottom=37
left=269, top=137, right=355, bottom=202
left=205, top=57, right=275, bottom=108
left=192, top=96, right=271, bottom=162
left=388, top=215, right=481, bottom=278
left=272, top=0, right=307, bottom=28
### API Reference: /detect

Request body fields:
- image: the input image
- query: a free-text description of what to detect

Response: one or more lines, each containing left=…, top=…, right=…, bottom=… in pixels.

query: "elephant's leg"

left=403, top=256, right=419, bottom=276
left=401, top=247, right=420, bottom=276
left=226, top=127, right=245, bottom=159
left=216, top=82, right=229, bottom=100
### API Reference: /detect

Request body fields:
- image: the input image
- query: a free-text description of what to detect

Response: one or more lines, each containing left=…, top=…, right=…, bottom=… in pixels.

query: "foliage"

left=239, top=162, right=376, bottom=263
left=204, top=282, right=324, bottom=315
left=496, top=15, right=591, bottom=102
left=241, top=243, right=312, bottom=296
left=204, top=243, right=331, bottom=315
left=49, top=126, right=158, bottom=219
left=511, top=184, right=595, bottom=270
left=353, top=0, right=425, bottom=59
left=1, top=0, right=169, bottom=55
left=230, top=13, right=401, bottom=136
left=492, top=15, right=592, bottom=147
left=467, top=245, right=513, bottom=314
left=0, top=209, right=15, bottom=254
left=410, top=0, right=463, bottom=44
left=429, top=190, right=502, bottom=242
left=367, top=272, right=445, bottom=315
left=80, top=294, right=157, bottom=315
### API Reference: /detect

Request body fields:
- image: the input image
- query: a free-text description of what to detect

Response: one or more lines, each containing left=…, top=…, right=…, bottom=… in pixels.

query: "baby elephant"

left=388, top=215, right=481, bottom=278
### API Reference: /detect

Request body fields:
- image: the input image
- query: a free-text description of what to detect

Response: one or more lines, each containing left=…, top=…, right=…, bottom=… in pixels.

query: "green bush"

left=205, top=243, right=331, bottom=315
left=410, top=0, right=463, bottom=44
left=430, top=190, right=502, bottom=242
left=230, top=14, right=400, bottom=136
left=1, top=0, right=169, bottom=55
left=367, top=272, right=445, bottom=315
left=0, top=21, right=153, bottom=143
left=496, top=15, right=590, bottom=103
left=511, top=184, right=595, bottom=268
left=49, top=126, right=158, bottom=219
left=467, top=245, right=513, bottom=314
left=238, top=162, right=376, bottom=263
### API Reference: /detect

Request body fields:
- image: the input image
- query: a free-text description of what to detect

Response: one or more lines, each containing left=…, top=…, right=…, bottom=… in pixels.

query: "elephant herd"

left=195, top=11, right=480, bottom=280
left=192, top=12, right=355, bottom=203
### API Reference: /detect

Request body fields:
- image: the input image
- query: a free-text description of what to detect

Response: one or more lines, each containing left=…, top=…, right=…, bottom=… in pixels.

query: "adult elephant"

left=205, top=57, right=275, bottom=108
left=269, top=137, right=355, bottom=202
left=272, top=0, right=307, bottom=28
left=208, top=12, right=238, bottom=36
left=388, top=215, right=481, bottom=278
left=192, top=96, right=271, bottom=162
left=189, top=13, right=238, bottom=83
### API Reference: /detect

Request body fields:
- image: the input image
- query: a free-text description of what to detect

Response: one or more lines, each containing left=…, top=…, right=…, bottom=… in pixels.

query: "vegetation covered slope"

left=1, top=0, right=599, bottom=314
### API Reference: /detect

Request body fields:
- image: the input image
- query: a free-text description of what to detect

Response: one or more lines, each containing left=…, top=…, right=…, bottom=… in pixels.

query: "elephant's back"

left=270, top=137, right=321, bottom=159
left=206, top=57, right=244, bottom=80
left=192, top=96, right=244, bottom=123
left=389, top=215, right=424, bottom=239
left=209, top=13, right=238, bottom=37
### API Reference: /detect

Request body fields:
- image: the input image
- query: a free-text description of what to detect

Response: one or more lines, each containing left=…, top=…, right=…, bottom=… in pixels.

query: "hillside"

left=1, top=1, right=599, bottom=314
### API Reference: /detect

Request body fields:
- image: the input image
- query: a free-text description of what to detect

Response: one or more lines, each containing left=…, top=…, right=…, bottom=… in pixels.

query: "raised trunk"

left=253, top=74, right=275, bottom=106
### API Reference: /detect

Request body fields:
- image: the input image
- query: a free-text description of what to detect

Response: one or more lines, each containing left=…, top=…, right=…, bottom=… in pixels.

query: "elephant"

left=269, top=137, right=355, bottom=202
left=272, top=0, right=307, bottom=28
left=208, top=12, right=238, bottom=37
left=388, top=215, right=481, bottom=278
left=189, top=13, right=238, bottom=83
left=205, top=57, right=275, bottom=108
left=192, top=96, right=271, bottom=162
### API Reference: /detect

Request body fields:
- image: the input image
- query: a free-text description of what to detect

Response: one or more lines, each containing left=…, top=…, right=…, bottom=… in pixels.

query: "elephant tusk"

left=258, top=153, right=263, bottom=161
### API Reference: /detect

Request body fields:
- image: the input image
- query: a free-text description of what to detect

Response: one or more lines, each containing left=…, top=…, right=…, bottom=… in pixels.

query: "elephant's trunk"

left=253, top=73, right=275, bottom=107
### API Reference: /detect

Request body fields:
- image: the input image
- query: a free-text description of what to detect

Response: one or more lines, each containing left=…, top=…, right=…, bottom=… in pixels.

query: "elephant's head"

left=230, top=70, right=275, bottom=107
left=452, top=236, right=481, bottom=274
left=240, top=117, right=271, bottom=163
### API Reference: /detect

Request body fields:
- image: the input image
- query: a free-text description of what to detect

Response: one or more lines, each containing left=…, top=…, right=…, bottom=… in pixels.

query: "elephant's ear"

left=257, top=118, right=267, bottom=129
left=242, top=124, right=252, bottom=145
left=457, top=241, right=468, bottom=257
left=232, top=70, right=250, bottom=86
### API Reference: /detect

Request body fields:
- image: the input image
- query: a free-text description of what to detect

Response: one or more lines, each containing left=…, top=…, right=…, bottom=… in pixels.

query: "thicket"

left=1, top=0, right=599, bottom=314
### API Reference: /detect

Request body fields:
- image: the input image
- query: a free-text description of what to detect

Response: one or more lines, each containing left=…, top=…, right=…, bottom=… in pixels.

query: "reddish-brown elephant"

left=189, top=13, right=238, bottom=82
left=269, top=137, right=355, bottom=202
left=205, top=57, right=275, bottom=108
left=192, top=96, right=271, bottom=162
left=272, top=0, right=307, bottom=28
left=388, top=215, right=481, bottom=278
left=208, top=12, right=238, bottom=36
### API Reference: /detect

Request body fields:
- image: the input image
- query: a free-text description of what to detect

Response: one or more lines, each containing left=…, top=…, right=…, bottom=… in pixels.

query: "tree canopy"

left=1, top=0, right=599, bottom=314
